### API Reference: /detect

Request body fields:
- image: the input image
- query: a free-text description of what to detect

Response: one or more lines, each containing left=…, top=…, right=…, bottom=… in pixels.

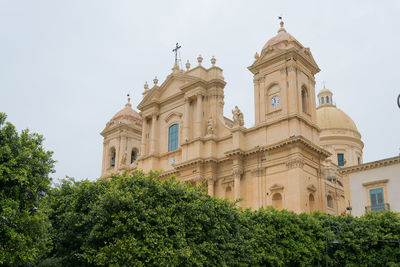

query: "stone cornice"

left=246, top=113, right=322, bottom=134
left=248, top=48, right=320, bottom=76
left=100, top=122, right=142, bottom=137
left=244, top=135, right=331, bottom=158
left=340, top=156, right=400, bottom=174
left=173, top=157, right=218, bottom=170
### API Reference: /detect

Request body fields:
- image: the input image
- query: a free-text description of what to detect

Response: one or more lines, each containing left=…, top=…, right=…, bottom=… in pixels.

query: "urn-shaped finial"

left=144, top=81, right=149, bottom=90
left=153, top=76, right=158, bottom=85
left=185, top=60, right=191, bottom=71
left=197, top=55, right=203, bottom=65
left=211, top=56, right=216, bottom=66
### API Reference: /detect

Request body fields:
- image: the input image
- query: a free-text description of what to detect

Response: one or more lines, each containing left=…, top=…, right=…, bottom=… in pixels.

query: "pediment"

left=138, top=74, right=199, bottom=110
left=269, top=183, right=284, bottom=191
left=165, top=111, right=183, bottom=123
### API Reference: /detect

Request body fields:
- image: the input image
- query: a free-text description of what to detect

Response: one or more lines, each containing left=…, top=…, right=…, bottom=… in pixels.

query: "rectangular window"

left=369, top=188, right=385, bottom=212
left=337, top=153, right=344, bottom=166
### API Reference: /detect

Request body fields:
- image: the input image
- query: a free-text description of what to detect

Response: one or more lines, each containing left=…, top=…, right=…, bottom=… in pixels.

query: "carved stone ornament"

left=232, top=166, right=243, bottom=178
left=307, top=184, right=317, bottom=192
left=269, top=183, right=284, bottom=191
left=232, top=106, right=244, bottom=126
left=286, top=158, right=304, bottom=169
left=206, top=116, right=216, bottom=135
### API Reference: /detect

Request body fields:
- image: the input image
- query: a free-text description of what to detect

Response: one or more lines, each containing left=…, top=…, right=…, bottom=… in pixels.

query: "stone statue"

left=232, top=106, right=244, bottom=126
left=207, top=117, right=216, bottom=135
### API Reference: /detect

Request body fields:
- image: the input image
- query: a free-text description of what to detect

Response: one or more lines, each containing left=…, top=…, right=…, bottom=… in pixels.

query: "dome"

left=316, top=106, right=358, bottom=132
left=262, top=21, right=304, bottom=51
left=111, top=99, right=141, bottom=123
left=317, top=88, right=332, bottom=96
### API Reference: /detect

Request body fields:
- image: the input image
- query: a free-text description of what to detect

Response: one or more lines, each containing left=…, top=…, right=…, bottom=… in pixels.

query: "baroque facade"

left=100, top=21, right=364, bottom=215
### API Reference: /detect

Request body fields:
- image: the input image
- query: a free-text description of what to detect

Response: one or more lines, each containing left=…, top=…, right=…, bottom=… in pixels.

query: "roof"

left=262, top=22, right=304, bottom=51
left=318, top=88, right=332, bottom=95
left=316, top=106, right=358, bottom=132
left=111, top=102, right=141, bottom=123
left=340, top=155, right=400, bottom=174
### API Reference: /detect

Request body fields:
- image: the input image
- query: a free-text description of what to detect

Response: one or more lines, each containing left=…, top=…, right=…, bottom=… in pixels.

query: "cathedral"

left=100, top=21, right=364, bottom=215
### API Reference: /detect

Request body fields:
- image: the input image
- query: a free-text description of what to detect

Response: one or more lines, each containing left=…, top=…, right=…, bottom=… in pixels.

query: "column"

left=259, top=78, right=266, bottom=122
left=150, top=113, right=157, bottom=154
left=233, top=170, right=241, bottom=200
left=183, top=97, right=190, bottom=142
left=195, top=94, right=203, bottom=138
left=254, top=79, right=260, bottom=125
left=101, top=141, right=107, bottom=176
left=207, top=178, right=215, bottom=196
left=140, top=118, right=146, bottom=156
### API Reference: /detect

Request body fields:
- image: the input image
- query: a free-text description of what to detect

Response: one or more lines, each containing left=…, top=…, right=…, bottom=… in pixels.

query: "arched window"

left=272, top=193, right=283, bottom=209
left=301, top=87, right=308, bottom=113
left=321, top=97, right=324, bottom=104
left=309, top=194, right=315, bottom=212
left=326, top=96, right=329, bottom=104
left=110, top=148, right=116, bottom=167
left=327, top=195, right=333, bottom=208
left=131, top=149, right=137, bottom=164
left=168, top=124, right=179, bottom=151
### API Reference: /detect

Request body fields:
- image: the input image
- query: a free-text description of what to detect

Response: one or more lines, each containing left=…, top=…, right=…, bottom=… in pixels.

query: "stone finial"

left=197, top=55, right=203, bottom=65
left=126, top=93, right=132, bottom=107
left=144, top=81, right=149, bottom=90
left=185, top=60, right=191, bottom=71
left=153, top=76, right=158, bottom=85
left=278, top=19, right=286, bottom=33
left=172, top=61, right=179, bottom=71
left=211, top=56, right=216, bottom=66
left=254, top=52, right=260, bottom=60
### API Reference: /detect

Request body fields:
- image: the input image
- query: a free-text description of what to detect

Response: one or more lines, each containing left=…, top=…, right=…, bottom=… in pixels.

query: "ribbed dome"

left=317, top=106, right=358, bottom=132
left=262, top=22, right=304, bottom=51
left=111, top=102, right=141, bottom=123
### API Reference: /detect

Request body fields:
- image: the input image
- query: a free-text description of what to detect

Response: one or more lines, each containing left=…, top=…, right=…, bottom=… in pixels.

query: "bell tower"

left=248, top=21, right=321, bottom=144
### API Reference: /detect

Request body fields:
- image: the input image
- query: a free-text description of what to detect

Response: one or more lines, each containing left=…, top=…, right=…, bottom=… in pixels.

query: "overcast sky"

left=1, top=1, right=399, bottom=181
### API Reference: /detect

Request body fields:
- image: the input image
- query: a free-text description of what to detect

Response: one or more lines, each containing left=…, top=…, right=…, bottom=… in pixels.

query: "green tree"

left=45, top=172, right=255, bottom=266
left=0, top=113, right=55, bottom=265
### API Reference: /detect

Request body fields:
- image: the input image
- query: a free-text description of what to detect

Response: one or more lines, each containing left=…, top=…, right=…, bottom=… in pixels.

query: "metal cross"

left=172, top=43, right=181, bottom=62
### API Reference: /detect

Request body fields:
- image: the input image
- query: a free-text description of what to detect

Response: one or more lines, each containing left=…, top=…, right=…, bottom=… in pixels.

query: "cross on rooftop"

left=172, top=43, right=181, bottom=63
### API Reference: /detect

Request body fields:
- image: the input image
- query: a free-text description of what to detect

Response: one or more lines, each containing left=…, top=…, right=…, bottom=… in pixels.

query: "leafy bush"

left=44, top=172, right=400, bottom=266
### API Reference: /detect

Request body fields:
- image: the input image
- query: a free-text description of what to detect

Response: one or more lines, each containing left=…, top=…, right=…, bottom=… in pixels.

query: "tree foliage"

left=45, top=172, right=400, bottom=266
left=0, top=113, right=55, bottom=265
left=45, top=172, right=254, bottom=266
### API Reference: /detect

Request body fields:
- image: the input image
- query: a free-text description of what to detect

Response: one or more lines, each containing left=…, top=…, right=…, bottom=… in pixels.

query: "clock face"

left=271, top=96, right=280, bottom=107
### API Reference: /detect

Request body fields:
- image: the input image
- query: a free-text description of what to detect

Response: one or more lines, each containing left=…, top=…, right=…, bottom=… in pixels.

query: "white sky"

left=1, top=0, right=399, bottom=181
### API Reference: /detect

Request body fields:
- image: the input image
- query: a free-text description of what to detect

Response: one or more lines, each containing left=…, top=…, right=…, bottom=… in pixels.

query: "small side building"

left=340, top=156, right=400, bottom=216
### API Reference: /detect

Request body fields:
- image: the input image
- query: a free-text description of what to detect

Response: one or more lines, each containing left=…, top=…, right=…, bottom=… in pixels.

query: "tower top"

left=126, top=93, right=132, bottom=107
left=278, top=16, right=286, bottom=33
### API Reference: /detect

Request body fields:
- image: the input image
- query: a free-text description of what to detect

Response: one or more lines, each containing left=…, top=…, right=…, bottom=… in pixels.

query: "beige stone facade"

left=101, top=21, right=365, bottom=215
